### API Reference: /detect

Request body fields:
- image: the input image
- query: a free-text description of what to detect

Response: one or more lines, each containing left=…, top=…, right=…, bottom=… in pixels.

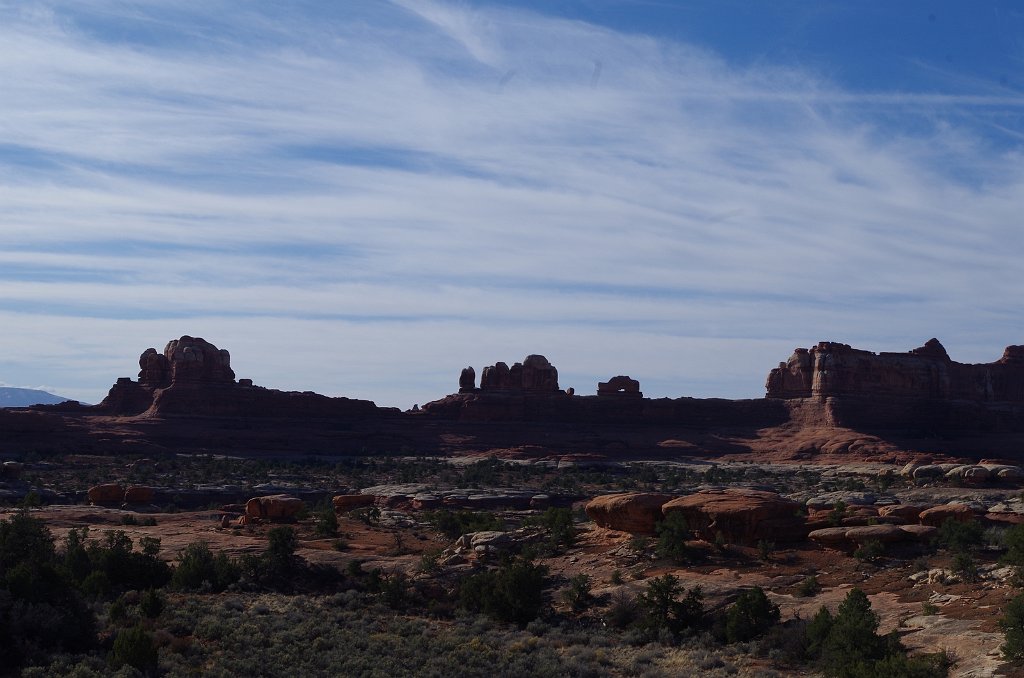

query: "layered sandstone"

left=585, top=493, right=675, bottom=534
left=767, top=338, right=1024, bottom=402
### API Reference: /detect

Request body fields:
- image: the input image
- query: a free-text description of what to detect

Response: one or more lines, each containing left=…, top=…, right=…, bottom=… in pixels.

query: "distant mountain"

left=0, top=387, right=77, bottom=408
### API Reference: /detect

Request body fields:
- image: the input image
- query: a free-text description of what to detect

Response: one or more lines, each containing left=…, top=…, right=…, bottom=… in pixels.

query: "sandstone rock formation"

left=661, top=489, right=805, bottom=545
left=585, top=493, right=675, bottom=534
left=332, top=494, right=376, bottom=512
left=767, top=338, right=1024, bottom=402
left=919, top=503, right=977, bottom=526
left=598, top=376, right=642, bottom=397
left=88, top=483, right=124, bottom=504
left=245, top=494, right=305, bottom=521
left=139, top=336, right=234, bottom=387
left=459, top=367, right=476, bottom=393
left=477, top=355, right=559, bottom=392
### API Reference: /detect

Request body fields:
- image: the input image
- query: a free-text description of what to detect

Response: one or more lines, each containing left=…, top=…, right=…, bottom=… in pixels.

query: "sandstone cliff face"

left=766, top=338, right=1024, bottom=403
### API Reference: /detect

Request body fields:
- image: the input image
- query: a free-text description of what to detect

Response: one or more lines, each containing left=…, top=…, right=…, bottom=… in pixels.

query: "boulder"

left=585, top=493, right=675, bottom=534
left=246, top=494, right=304, bottom=520
left=877, top=504, right=927, bottom=524
left=332, top=494, right=375, bottom=512
left=919, top=503, right=976, bottom=527
left=662, top=489, right=805, bottom=545
left=808, top=527, right=851, bottom=544
left=123, top=485, right=155, bottom=503
left=411, top=494, right=442, bottom=510
left=844, top=524, right=908, bottom=544
left=898, top=524, right=937, bottom=539
left=911, top=465, right=945, bottom=480
left=88, top=483, right=124, bottom=504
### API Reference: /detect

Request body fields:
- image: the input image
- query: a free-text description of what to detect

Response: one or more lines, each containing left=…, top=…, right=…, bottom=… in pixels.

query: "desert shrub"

left=171, top=541, right=240, bottom=592
left=635, top=574, right=705, bottom=639
left=758, top=539, right=776, bottom=561
left=721, top=587, right=780, bottom=643
left=655, top=511, right=691, bottom=563
left=79, top=530, right=171, bottom=596
left=853, top=539, right=885, bottom=563
left=606, top=590, right=638, bottom=629
left=524, top=507, right=576, bottom=552
left=1003, top=524, right=1024, bottom=566
left=797, top=575, right=821, bottom=597
left=561, top=573, right=592, bottom=613
left=951, top=552, right=977, bottom=582
left=139, top=588, right=165, bottom=618
left=828, top=501, right=848, bottom=527
left=1001, top=593, right=1024, bottom=664
left=110, top=624, right=158, bottom=675
left=0, top=511, right=98, bottom=671
left=459, top=556, right=548, bottom=626
left=427, top=510, right=503, bottom=539
left=315, top=505, right=339, bottom=537
left=610, top=569, right=624, bottom=585
left=934, top=518, right=983, bottom=553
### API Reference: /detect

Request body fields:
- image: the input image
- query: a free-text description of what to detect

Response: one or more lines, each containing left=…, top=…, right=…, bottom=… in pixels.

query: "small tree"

left=1001, top=593, right=1024, bottom=664
left=655, top=511, right=691, bottom=563
left=636, top=573, right=705, bottom=638
left=110, top=624, right=158, bottom=675
left=722, top=587, right=780, bottom=642
left=315, top=505, right=338, bottom=538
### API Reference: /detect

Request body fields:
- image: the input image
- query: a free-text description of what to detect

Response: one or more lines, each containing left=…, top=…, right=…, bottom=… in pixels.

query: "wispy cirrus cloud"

left=1, top=0, right=1023, bottom=406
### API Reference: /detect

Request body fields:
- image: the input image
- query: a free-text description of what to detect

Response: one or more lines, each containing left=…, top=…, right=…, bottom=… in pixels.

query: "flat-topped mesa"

left=767, top=338, right=1024, bottom=402
left=597, top=375, right=642, bottom=398
left=477, top=354, right=560, bottom=393
left=139, top=336, right=235, bottom=387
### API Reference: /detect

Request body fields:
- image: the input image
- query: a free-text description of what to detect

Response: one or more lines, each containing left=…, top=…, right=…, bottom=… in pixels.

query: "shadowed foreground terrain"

left=5, top=336, right=1024, bottom=676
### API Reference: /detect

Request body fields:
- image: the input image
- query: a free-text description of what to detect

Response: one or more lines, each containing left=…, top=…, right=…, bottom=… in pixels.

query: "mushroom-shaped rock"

left=662, top=489, right=805, bottom=545
left=585, top=493, right=675, bottom=534
left=919, top=503, right=977, bottom=527
left=246, top=494, right=305, bottom=520
left=123, top=485, right=155, bottom=503
left=88, top=483, right=125, bottom=504
left=332, top=494, right=375, bottom=512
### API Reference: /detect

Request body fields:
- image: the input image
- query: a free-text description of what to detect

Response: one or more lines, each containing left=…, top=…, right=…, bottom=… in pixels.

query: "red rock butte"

left=11, top=335, right=1024, bottom=460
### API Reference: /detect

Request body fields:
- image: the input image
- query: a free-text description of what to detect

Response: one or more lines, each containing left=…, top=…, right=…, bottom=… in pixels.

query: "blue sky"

left=1, top=1, right=1023, bottom=407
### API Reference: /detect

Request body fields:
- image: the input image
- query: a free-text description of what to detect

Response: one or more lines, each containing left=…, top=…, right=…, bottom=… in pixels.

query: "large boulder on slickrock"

left=919, top=503, right=977, bottom=526
left=88, top=483, right=124, bottom=504
left=585, top=493, right=675, bottom=534
left=246, top=494, right=304, bottom=520
left=662, top=489, right=805, bottom=545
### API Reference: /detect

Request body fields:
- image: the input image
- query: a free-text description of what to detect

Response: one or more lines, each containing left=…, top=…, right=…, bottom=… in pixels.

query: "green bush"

left=655, top=511, right=691, bottom=563
left=171, top=541, right=240, bottom=592
left=315, top=505, right=339, bottom=537
left=934, top=518, right=983, bottom=553
left=427, top=510, right=503, bottom=539
left=1001, top=593, right=1024, bottom=664
left=561, top=573, right=592, bottom=613
left=722, top=587, right=780, bottom=643
left=1003, top=524, right=1024, bottom=566
left=635, top=574, right=705, bottom=638
left=110, top=624, right=158, bottom=675
left=139, top=588, right=165, bottom=618
left=459, top=557, right=548, bottom=626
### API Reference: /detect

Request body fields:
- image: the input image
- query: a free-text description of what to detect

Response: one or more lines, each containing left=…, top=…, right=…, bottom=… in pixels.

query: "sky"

left=1, top=0, right=1023, bottom=408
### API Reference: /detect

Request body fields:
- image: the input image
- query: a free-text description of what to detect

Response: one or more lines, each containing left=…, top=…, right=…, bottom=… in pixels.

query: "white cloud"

left=0, top=1, right=1022, bottom=407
